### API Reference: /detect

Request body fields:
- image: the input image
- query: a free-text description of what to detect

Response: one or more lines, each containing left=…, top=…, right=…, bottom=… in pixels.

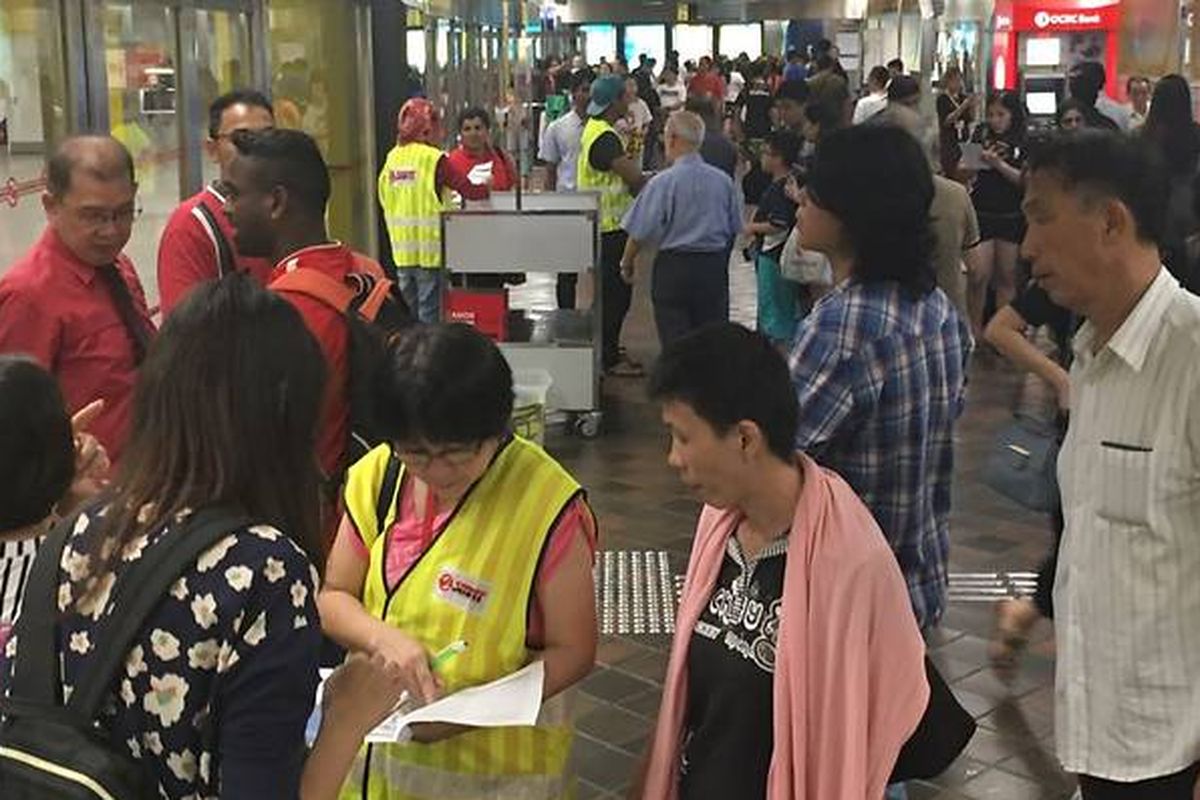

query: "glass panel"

left=580, top=24, right=616, bottom=66
left=407, top=28, right=426, bottom=71
left=719, top=24, right=762, bottom=60
left=0, top=0, right=69, bottom=276
left=195, top=9, right=252, bottom=188
left=623, top=24, right=666, bottom=67
left=673, top=24, right=714, bottom=65
left=267, top=0, right=375, bottom=253
left=103, top=2, right=180, bottom=304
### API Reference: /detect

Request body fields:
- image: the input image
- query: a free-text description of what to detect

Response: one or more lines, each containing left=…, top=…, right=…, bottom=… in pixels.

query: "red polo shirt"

left=0, top=228, right=154, bottom=464
left=268, top=243, right=353, bottom=477
left=157, top=185, right=274, bottom=317
left=688, top=71, right=727, bottom=103
left=445, top=146, right=517, bottom=192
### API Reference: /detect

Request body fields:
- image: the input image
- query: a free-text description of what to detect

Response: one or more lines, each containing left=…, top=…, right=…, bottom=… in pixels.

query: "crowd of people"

left=0, top=32, right=1198, bottom=800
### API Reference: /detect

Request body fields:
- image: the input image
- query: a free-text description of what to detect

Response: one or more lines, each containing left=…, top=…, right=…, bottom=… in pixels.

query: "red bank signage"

left=1013, top=3, right=1120, bottom=31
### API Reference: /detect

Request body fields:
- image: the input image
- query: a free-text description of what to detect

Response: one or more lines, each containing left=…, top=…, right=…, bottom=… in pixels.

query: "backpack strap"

left=270, top=267, right=357, bottom=314
left=64, top=508, right=250, bottom=719
left=375, top=447, right=403, bottom=540
left=193, top=199, right=236, bottom=278
left=356, top=276, right=394, bottom=323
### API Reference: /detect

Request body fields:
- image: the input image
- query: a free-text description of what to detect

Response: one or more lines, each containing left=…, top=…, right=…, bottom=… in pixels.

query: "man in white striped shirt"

left=1022, top=130, right=1200, bottom=799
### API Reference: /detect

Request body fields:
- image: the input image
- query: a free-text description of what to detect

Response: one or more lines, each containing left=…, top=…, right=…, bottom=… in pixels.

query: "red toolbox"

left=445, top=288, right=509, bottom=341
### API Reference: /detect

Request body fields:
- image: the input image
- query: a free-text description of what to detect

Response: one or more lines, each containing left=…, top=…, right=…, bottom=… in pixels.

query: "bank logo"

left=434, top=567, right=491, bottom=614
left=1034, top=10, right=1102, bottom=28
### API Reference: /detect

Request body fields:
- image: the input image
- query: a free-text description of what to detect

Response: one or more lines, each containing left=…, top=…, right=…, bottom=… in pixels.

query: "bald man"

left=0, top=135, right=154, bottom=464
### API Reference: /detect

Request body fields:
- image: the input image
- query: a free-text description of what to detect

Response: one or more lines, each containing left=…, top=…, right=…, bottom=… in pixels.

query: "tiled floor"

left=533, top=256, right=1076, bottom=799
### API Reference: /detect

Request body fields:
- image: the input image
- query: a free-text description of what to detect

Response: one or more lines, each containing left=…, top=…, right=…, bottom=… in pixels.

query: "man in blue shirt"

left=619, top=110, right=743, bottom=348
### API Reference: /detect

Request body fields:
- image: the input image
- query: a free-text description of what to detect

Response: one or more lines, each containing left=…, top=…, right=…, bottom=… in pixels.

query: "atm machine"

left=991, top=0, right=1122, bottom=129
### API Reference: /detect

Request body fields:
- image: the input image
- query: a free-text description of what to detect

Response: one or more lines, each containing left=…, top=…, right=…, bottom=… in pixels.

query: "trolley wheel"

left=575, top=412, right=602, bottom=439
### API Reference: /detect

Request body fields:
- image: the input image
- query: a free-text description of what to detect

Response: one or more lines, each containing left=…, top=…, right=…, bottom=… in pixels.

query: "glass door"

left=0, top=0, right=70, bottom=275
left=195, top=8, right=253, bottom=187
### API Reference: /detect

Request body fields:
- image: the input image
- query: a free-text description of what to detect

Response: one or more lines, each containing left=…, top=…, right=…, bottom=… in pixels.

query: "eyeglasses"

left=395, top=441, right=484, bottom=470
left=66, top=204, right=142, bottom=229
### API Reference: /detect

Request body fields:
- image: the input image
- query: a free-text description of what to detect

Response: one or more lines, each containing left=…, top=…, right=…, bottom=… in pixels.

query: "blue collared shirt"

left=788, top=280, right=972, bottom=629
left=620, top=152, right=743, bottom=253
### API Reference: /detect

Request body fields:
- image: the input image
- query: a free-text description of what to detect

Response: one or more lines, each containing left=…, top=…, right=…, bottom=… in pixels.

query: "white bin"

left=512, top=368, right=553, bottom=445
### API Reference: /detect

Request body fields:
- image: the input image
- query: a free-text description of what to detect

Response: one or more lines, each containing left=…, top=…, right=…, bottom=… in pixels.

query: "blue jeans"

left=397, top=268, right=444, bottom=324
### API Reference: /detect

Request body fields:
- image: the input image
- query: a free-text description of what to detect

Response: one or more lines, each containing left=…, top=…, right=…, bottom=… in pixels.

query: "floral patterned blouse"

left=1, top=506, right=323, bottom=799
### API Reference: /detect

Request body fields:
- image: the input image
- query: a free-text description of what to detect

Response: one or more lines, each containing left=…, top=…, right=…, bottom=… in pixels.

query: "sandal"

left=989, top=598, right=1035, bottom=683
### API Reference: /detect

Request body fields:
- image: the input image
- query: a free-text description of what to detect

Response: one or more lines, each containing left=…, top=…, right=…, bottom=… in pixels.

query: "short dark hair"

left=566, top=67, right=596, bottom=93
left=0, top=356, right=74, bottom=531
left=887, top=58, right=905, bottom=72
left=1126, top=75, right=1151, bottom=94
left=808, top=125, right=936, bottom=294
left=888, top=74, right=920, bottom=102
left=208, top=89, right=273, bottom=139
left=764, top=129, right=802, bottom=167
left=867, top=65, right=891, bottom=88
left=231, top=128, right=330, bottom=217
left=775, top=78, right=810, bottom=104
left=46, top=135, right=135, bottom=197
left=649, top=323, right=798, bottom=463
left=375, top=324, right=514, bottom=446
left=814, top=54, right=837, bottom=73
left=685, top=95, right=718, bottom=125
left=988, top=90, right=1027, bottom=142
left=1027, top=130, right=1168, bottom=246
left=458, top=106, right=492, bottom=131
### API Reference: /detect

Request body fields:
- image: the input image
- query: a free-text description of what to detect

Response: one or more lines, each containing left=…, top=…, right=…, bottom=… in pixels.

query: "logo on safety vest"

left=434, top=567, right=491, bottom=614
left=389, top=168, right=417, bottom=186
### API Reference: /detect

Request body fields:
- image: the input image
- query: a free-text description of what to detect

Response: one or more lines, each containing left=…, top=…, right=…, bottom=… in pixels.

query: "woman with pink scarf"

left=638, top=323, right=930, bottom=800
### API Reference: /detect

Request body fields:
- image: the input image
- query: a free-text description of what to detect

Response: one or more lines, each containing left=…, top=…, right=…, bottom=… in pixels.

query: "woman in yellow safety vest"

left=319, top=323, right=599, bottom=800
left=377, top=99, right=491, bottom=324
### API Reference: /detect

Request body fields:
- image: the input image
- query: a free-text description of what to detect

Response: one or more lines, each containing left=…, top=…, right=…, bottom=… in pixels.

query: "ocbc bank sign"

left=1033, top=10, right=1103, bottom=28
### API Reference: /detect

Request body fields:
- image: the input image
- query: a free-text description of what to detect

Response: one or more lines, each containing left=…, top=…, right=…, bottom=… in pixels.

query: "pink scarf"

left=642, top=455, right=929, bottom=799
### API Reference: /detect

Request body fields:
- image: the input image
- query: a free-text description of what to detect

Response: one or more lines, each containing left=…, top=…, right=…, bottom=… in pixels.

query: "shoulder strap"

left=9, top=513, right=81, bottom=706
left=375, top=448, right=403, bottom=539
left=64, top=508, right=251, bottom=718
left=270, top=267, right=357, bottom=315
left=194, top=199, right=236, bottom=278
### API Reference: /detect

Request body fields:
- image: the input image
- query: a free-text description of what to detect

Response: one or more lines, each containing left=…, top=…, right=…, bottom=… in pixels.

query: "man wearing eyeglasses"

left=156, top=90, right=276, bottom=317
left=0, top=135, right=153, bottom=465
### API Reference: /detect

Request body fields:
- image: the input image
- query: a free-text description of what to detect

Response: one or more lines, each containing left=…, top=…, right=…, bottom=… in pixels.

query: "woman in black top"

left=936, top=66, right=975, bottom=182
left=983, top=282, right=1075, bottom=680
left=967, top=90, right=1027, bottom=336
left=1141, top=75, right=1200, bottom=279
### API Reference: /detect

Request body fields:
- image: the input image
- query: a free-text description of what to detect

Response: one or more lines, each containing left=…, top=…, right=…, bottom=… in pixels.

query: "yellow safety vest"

left=378, top=142, right=451, bottom=270
left=339, top=438, right=586, bottom=800
left=577, top=117, right=633, bottom=234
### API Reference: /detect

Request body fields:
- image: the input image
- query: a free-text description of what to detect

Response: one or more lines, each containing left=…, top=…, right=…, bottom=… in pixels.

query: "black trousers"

left=651, top=248, right=730, bottom=350
left=1079, top=762, right=1200, bottom=799
left=599, top=230, right=631, bottom=369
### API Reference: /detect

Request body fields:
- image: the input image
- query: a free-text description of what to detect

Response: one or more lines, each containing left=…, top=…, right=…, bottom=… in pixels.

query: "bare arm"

left=984, top=305, right=1070, bottom=409
left=536, top=529, right=599, bottom=699
left=609, top=153, right=647, bottom=194
left=620, top=236, right=645, bottom=282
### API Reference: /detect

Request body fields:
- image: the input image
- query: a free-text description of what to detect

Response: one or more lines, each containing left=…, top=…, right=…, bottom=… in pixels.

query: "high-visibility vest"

left=378, top=142, right=450, bottom=270
left=577, top=117, right=633, bottom=234
left=339, top=438, right=586, bottom=800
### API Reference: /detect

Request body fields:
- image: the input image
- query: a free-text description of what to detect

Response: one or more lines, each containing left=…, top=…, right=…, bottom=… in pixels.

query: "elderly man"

left=0, top=136, right=152, bottom=465
left=619, top=110, right=743, bottom=348
left=1024, top=131, right=1200, bottom=800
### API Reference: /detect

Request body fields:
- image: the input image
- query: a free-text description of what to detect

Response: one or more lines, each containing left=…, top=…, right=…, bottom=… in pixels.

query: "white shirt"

left=1095, top=94, right=1134, bottom=132
left=725, top=71, right=746, bottom=104
left=657, top=80, right=687, bottom=112
left=1055, top=267, right=1200, bottom=781
left=537, top=109, right=586, bottom=191
left=852, top=92, right=888, bottom=124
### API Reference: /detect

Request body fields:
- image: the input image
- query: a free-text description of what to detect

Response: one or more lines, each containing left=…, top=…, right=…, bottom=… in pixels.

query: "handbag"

left=890, top=656, right=977, bottom=782
left=778, top=224, right=833, bottom=286
left=982, top=413, right=1062, bottom=513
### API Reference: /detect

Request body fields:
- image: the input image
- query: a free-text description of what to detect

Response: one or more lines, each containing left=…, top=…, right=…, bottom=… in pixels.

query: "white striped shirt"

left=0, top=537, right=39, bottom=625
left=1055, top=267, right=1200, bottom=780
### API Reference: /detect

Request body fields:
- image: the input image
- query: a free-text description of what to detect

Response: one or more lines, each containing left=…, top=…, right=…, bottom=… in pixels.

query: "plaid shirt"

left=788, top=281, right=971, bottom=628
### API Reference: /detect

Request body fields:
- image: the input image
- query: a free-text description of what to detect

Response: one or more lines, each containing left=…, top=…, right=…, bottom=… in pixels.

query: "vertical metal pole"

left=80, top=0, right=110, bottom=133
left=897, top=0, right=905, bottom=68
left=176, top=7, right=203, bottom=198
left=60, top=0, right=92, bottom=134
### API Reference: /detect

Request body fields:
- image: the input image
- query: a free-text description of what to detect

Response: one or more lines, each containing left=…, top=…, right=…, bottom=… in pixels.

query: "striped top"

left=0, top=538, right=38, bottom=626
left=1055, top=267, right=1200, bottom=780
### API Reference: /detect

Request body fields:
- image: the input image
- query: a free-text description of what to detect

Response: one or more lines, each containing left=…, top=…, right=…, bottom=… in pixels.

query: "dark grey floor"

left=530, top=259, right=1075, bottom=800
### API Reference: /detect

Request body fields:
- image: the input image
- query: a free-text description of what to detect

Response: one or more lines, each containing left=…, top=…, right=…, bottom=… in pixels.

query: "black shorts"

left=977, top=212, right=1025, bottom=244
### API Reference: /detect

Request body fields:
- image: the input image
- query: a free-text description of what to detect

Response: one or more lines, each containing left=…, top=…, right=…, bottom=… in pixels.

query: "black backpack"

left=271, top=259, right=414, bottom=471
left=0, top=507, right=250, bottom=799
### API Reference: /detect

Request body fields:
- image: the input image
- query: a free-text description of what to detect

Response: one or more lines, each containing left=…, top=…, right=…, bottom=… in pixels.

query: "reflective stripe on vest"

left=379, top=142, right=447, bottom=270
left=577, top=118, right=633, bottom=234
left=340, top=439, right=584, bottom=800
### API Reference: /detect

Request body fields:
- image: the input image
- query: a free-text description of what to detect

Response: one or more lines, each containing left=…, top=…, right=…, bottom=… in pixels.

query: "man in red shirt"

left=221, top=127, right=358, bottom=479
left=156, top=90, right=275, bottom=317
left=0, top=136, right=153, bottom=464
left=446, top=107, right=517, bottom=193
left=687, top=56, right=727, bottom=113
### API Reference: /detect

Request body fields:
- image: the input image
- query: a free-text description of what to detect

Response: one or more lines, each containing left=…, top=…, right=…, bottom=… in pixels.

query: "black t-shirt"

left=680, top=537, right=786, bottom=800
left=936, top=92, right=973, bottom=140
left=970, top=130, right=1025, bottom=215
left=1010, top=281, right=1076, bottom=367
left=588, top=129, right=625, bottom=172
left=744, top=89, right=774, bottom=140
left=701, top=131, right=738, bottom=179
left=753, top=178, right=798, bottom=258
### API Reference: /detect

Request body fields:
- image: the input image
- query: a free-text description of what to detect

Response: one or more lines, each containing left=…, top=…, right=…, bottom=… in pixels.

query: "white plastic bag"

left=779, top=225, right=833, bottom=287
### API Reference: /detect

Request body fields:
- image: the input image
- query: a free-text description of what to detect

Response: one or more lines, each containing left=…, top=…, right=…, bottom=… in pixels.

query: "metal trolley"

left=441, top=191, right=603, bottom=437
